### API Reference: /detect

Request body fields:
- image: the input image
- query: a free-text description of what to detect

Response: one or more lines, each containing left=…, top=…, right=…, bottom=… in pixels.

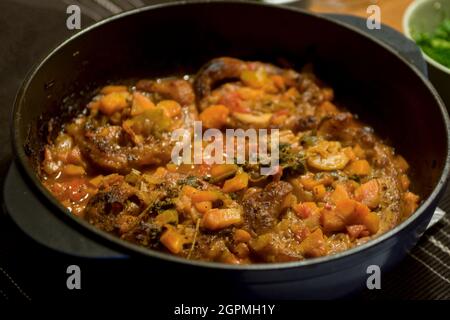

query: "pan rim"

left=11, top=0, right=450, bottom=272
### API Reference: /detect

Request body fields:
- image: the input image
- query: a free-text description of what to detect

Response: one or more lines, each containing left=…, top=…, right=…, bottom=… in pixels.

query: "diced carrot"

left=330, top=184, right=349, bottom=203
left=294, top=227, right=311, bottom=243
left=199, top=104, right=230, bottom=129
left=191, top=190, right=221, bottom=203
left=322, top=87, right=334, bottom=101
left=157, top=100, right=181, bottom=118
left=400, top=174, right=411, bottom=191
left=299, top=174, right=334, bottom=191
left=342, top=147, right=356, bottom=161
left=182, top=185, right=199, bottom=197
left=155, top=210, right=179, bottom=225
left=283, top=87, right=300, bottom=100
left=220, top=251, right=241, bottom=264
left=249, top=233, right=273, bottom=252
left=222, top=172, right=249, bottom=193
left=270, top=109, right=289, bottom=126
left=240, top=68, right=269, bottom=89
left=353, top=144, right=365, bottom=159
left=142, top=167, right=167, bottom=185
left=316, top=101, right=338, bottom=116
left=361, top=211, right=380, bottom=235
left=282, top=193, right=297, bottom=210
left=312, top=184, right=326, bottom=200
left=321, top=208, right=346, bottom=232
left=130, top=92, right=155, bottom=116
left=233, top=242, right=250, bottom=258
left=299, top=229, right=327, bottom=258
left=236, top=87, right=263, bottom=100
left=293, top=202, right=319, bottom=219
left=234, top=229, right=252, bottom=243
left=346, top=225, right=368, bottom=240
left=166, top=163, right=177, bottom=172
left=210, top=164, right=238, bottom=181
left=100, top=85, right=128, bottom=94
left=89, top=175, right=104, bottom=187
left=87, top=100, right=101, bottom=111
left=349, top=202, right=379, bottom=234
left=325, top=199, right=379, bottom=235
left=62, top=164, right=85, bottom=176
left=394, top=155, right=410, bottom=173
left=402, top=192, right=420, bottom=217
left=335, top=198, right=357, bottom=220
left=271, top=75, right=285, bottom=90
left=202, top=208, right=242, bottom=230
left=194, top=201, right=212, bottom=213
left=354, top=179, right=381, bottom=209
left=299, top=177, right=320, bottom=191
left=346, top=159, right=371, bottom=176
left=350, top=201, right=369, bottom=221
left=99, top=91, right=130, bottom=115
left=160, top=226, right=185, bottom=254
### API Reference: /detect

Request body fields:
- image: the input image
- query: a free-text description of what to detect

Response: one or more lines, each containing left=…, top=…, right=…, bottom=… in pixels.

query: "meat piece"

left=194, top=57, right=247, bottom=110
left=85, top=180, right=142, bottom=232
left=136, top=78, right=195, bottom=106
left=317, top=112, right=358, bottom=141
left=73, top=124, right=172, bottom=173
left=242, top=181, right=293, bottom=234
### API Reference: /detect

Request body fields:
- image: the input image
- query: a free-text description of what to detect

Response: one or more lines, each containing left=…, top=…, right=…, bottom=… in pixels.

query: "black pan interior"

left=15, top=1, right=448, bottom=211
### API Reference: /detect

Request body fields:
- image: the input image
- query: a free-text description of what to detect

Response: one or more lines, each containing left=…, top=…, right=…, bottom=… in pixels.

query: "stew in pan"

left=39, top=57, right=419, bottom=263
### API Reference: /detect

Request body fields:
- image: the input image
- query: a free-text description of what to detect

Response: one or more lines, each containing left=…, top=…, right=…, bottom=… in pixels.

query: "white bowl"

left=403, top=0, right=450, bottom=74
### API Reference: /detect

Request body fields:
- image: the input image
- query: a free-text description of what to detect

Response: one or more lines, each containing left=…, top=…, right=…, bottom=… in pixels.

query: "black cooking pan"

left=11, top=0, right=450, bottom=299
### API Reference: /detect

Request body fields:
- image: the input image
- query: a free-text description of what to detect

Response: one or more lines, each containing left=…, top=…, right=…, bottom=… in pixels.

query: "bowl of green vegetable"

left=403, top=0, right=450, bottom=107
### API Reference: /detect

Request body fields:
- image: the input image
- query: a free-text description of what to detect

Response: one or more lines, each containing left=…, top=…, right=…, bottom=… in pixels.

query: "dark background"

left=1, top=0, right=449, bottom=302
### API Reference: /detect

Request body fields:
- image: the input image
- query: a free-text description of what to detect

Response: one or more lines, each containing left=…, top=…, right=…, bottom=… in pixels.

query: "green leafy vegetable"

left=279, top=143, right=306, bottom=175
left=414, top=19, right=450, bottom=68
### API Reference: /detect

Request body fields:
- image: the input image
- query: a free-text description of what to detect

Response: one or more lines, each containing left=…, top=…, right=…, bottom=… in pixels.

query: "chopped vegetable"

left=354, top=179, right=381, bottom=209
left=222, top=172, right=249, bottom=193
left=306, top=141, right=350, bottom=171
left=157, top=100, right=182, bottom=118
left=63, top=164, right=86, bottom=176
left=210, top=164, right=238, bottom=182
left=131, top=92, right=155, bottom=116
left=279, top=144, right=306, bottom=175
left=100, top=85, right=128, bottom=94
left=202, top=208, right=243, bottom=230
left=194, top=201, right=212, bottom=213
left=155, top=209, right=179, bottom=225
left=345, top=159, right=371, bottom=176
left=402, top=192, right=420, bottom=217
left=298, top=229, right=327, bottom=258
left=234, top=229, right=252, bottom=243
left=330, top=184, right=349, bottom=203
left=240, top=68, right=269, bottom=89
left=191, top=190, right=221, bottom=203
left=199, top=104, right=230, bottom=129
left=99, top=91, right=130, bottom=115
left=160, top=226, right=185, bottom=254
left=414, top=19, right=450, bottom=68
left=293, top=202, right=319, bottom=219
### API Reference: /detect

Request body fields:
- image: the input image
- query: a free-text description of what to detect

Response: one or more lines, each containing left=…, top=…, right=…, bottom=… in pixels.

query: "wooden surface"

left=310, top=0, right=414, bottom=32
